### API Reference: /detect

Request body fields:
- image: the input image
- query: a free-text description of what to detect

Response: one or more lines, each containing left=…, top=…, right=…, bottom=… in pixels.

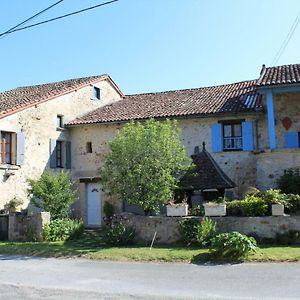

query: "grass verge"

left=0, top=241, right=299, bottom=263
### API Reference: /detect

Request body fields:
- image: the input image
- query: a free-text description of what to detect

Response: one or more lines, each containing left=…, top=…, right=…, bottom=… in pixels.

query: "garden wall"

left=8, top=212, right=50, bottom=241
left=124, top=213, right=300, bottom=244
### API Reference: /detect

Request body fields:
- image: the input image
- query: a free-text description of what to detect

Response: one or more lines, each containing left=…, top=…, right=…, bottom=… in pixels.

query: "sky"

left=0, top=0, right=300, bottom=94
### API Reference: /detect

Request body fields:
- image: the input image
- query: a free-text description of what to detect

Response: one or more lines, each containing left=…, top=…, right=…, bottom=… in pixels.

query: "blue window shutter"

left=242, top=121, right=254, bottom=151
left=211, top=123, right=222, bottom=152
left=284, top=132, right=299, bottom=148
left=65, top=141, right=71, bottom=169
left=49, top=139, right=57, bottom=168
left=16, top=132, right=25, bottom=165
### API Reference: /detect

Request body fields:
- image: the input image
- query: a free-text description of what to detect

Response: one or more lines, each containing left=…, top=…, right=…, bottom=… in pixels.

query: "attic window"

left=57, top=115, right=63, bottom=128
left=93, top=87, right=101, bottom=100
left=86, top=142, right=93, bottom=153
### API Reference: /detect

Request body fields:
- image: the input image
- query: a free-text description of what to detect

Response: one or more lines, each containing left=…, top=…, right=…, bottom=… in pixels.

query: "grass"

left=0, top=239, right=299, bottom=263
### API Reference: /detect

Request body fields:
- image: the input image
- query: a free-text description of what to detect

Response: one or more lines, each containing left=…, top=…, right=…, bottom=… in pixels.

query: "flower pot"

left=203, top=203, right=226, bottom=217
left=166, top=204, right=188, bottom=217
left=272, top=204, right=284, bottom=216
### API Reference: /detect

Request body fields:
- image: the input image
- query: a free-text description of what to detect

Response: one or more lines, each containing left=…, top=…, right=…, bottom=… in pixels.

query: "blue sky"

left=1, top=0, right=300, bottom=94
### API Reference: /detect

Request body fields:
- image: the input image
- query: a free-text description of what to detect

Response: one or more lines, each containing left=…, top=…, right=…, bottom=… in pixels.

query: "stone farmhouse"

left=1, top=63, right=300, bottom=225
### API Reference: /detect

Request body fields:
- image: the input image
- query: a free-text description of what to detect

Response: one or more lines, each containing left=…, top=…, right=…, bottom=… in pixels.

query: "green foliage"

left=226, top=200, right=243, bottom=216
left=197, top=217, right=218, bottom=247
left=241, top=194, right=269, bottom=216
left=28, top=171, right=76, bottom=219
left=100, top=119, right=190, bottom=213
left=284, top=194, right=300, bottom=213
left=103, top=201, right=114, bottom=217
left=179, top=218, right=199, bottom=245
left=188, top=205, right=205, bottom=216
left=210, top=232, right=257, bottom=259
left=25, top=224, right=38, bottom=242
left=4, top=197, right=23, bottom=210
left=276, top=230, right=300, bottom=245
left=43, top=218, right=84, bottom=241
left=179, top=217, right=217, bottom=247
left=277, top=168, right=300, bottom=195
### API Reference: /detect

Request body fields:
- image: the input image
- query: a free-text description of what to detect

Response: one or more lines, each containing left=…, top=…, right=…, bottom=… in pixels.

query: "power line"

left=0, top=0, right=64, bottom=39
left=271, top=9, right=300, bottom=66
left=0, top=0, right=119, bottom=38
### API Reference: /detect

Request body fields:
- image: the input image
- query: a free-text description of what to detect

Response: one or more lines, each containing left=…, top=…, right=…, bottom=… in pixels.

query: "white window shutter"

left=16, top=132, right=25, bottom=165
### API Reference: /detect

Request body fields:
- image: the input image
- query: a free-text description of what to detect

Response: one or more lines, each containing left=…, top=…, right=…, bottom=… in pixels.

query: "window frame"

left=1, top=131, right=13, bottom=164
left=93, top=86, right=101, bottom=100
left=86, top=142, right=93, bottom=154
left=220, top=120, right=243, bottom=151
left=56, top=140, right=63, bottom=168
left=56, top=115, right=64, bottom=129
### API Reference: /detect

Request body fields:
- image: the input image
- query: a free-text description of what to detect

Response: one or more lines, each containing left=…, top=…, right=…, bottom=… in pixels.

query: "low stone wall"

left=8, top=212, right=50, bottom=241
left=124, top=213, right=300, bottom=244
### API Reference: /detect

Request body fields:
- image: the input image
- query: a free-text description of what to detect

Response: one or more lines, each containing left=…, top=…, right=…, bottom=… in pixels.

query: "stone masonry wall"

left=125, top=214, right=300, bottom=244
left=8, top=212, right=50, bottom=241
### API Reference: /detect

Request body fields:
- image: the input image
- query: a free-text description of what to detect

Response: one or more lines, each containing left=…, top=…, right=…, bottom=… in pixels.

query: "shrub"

left=179, top=218, right=199, bottom=245
left=102, top=223, right=135, bottom=246
left=28, top=171, right=76, bottom=219
left=4, top=197, right=23, bottom=211
left=277, top=168, right=300, bottom=195
left=241, top=194, right=269, bottom=216
left=210, top=232, right=257, bottom=259
left=276, top=230, right=300, bottom=245
left=103, top=201, right=114, bottom=217
left=284, top=194, right=300, bottom=213
left=197, top=217, right=218, bottom=247
left=179, top=217, right=218, bottom=247
left=226, top=200, right=243, bottom=216
left=188, top=205, right=205, bottom=216
left=43, top=218, right=84, bottom=241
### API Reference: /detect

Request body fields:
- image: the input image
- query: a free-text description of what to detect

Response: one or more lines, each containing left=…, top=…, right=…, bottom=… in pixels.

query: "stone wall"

left=125, top=214, right=300, bottom=244
left=8, top=212, right=50, bottom=241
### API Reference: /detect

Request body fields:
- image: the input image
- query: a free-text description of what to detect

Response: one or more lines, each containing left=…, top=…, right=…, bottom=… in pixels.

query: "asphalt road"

left=0, top=255, right=299, bottom=299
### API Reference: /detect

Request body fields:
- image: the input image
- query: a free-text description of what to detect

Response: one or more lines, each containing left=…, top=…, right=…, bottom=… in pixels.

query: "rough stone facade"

left=0, top=79, right=122, bottom=208
left=125, top=214, right=300, bottom=244
left=8, top=212, right=50, bottom=241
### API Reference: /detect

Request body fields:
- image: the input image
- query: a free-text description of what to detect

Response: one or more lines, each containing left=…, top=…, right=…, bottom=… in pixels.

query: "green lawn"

left=0, top=240, right=299, bottom=263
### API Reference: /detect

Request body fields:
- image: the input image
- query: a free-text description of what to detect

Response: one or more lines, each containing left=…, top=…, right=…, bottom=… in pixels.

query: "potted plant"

left=203, top=197, right=226, bottom=217
left=4, top=197, right=23, bottom=213
left=166, top=197, right=189, bottom=217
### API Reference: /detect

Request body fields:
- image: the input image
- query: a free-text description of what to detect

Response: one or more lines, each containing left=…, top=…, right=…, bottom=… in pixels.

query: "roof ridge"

left=126, top=79, right=258, bottom=97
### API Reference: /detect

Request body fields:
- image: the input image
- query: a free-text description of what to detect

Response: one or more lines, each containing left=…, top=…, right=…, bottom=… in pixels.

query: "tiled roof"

left=68, top=80, right=262, bottom=125
left=180, top=143, right=236, bottom=190
left=0, top=74, right=122, bottom=118
left=257, top=63, right=300, bottom=87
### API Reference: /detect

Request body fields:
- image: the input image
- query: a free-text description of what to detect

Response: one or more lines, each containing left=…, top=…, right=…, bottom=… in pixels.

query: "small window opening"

left=86, top=142, right=93, bottom=153
left=93, top=87, right=101, bottom=100
left=57, top=115, right=63, bottom=128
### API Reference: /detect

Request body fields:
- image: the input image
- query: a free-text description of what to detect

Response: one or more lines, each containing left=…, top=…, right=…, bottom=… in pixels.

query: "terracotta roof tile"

left=0, top=75, right=110, bottom=117
left=257, top=63, right=300, bottom=87
left=68, top=79, right=262, bottom=125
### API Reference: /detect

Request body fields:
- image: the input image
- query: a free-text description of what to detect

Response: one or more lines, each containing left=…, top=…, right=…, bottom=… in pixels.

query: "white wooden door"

left=87, top=183, right=101, bottom=225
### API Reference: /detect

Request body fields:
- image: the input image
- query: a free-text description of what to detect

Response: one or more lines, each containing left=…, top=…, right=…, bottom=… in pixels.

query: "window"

left=222, top=122, right=243, bottom=151
left=1, top=132, right=12, bottom=164
left=93, top=87, right=101, bottom=100
left=86, top=142, right=93, bottom=153
left=57, top=115, right=63, bottom=128
left=56, top=141, right=63, bottom=168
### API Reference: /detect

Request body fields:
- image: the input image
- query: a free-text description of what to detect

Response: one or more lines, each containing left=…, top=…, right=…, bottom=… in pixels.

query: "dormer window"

left=93, top=87, right=101, bottom=100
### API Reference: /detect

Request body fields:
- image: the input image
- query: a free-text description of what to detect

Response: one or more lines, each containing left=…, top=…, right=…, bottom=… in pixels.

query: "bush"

left=28, top=171, right=76, bottom=219
left=277, top=169, right=300, bottom=195
left=188, top=205, right=205, bottom=216
left=179, top=217, right=217, bottom=247
left=210, top=232, right=257, bottom=259
left=103, top=201, right=114, bottom=217
left=102, top=223, right=135, bottom=246
left=241, top=194, right=269, bottom=216
left=179, top=218, right=200, bottom=245
left=284, top=194, right=300, bottom=213
left=276, top=230, right=300, bottom=245
left=43, top=218, right=84, bottom=241
left=197, top=217, right=218, bottom=247
left=226, top=200, right=243, bottom=216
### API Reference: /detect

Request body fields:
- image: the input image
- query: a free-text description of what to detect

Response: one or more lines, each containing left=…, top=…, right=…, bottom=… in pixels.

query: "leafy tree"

left=28, top=171, right=76, bottom=219
left=100, top=119, right=190, bottom=213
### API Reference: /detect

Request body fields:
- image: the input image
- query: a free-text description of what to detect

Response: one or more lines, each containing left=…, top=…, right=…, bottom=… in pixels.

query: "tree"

left=100, top=119, right=190, bottom=213
left=28, top=171, right=76, bottom=219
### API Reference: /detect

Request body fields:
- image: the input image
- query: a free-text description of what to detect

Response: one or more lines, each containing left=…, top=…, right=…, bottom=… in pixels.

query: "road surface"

left=0, top=255, right=299, bottom=299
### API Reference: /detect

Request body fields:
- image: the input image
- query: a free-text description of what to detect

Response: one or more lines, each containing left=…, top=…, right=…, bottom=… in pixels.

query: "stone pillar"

left=266, top=90, right=277, bottom=150
left=34, top=212, right=50, bottom=241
